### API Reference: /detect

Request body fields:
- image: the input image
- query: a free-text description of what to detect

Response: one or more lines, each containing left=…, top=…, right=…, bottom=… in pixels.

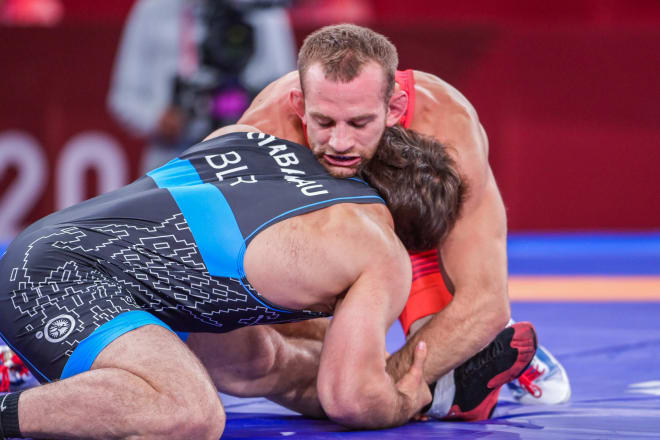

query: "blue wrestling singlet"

left=0, top=132, right=384, bottom=382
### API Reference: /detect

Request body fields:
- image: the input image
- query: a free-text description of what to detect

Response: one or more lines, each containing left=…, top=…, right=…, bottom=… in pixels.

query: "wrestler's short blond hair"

left=298, top=24, right=399, bottom=102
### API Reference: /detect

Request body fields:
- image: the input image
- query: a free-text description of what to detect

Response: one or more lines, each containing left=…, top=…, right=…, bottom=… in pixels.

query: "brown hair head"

left=358, top=126, right=467, bottom=251
left=298, top=24, right=399, bottom=101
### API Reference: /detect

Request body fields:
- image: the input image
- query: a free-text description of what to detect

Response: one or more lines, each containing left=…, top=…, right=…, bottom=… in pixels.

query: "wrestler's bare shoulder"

left=411, top=71, right=477, bottom=115
left=248, top=71, right=300, bottom=108
left=411, top=70, right=478, bottom=128
left=237, top=71, right=305, bottom=143
left=409, top=70, right=488, bottom=158
left=244, top=203, right=402, bottom=311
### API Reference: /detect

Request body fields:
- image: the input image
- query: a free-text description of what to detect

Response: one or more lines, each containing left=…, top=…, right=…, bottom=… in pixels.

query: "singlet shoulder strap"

left=395, top=69, right=416, bottom=129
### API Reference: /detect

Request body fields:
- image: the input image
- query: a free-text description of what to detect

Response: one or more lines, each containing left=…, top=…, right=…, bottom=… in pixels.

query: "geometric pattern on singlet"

left=0, top=131, right=386, bottom=381
left=1, top=131, right=385, bottom=347
left=6, top=212, right=317, bottom=337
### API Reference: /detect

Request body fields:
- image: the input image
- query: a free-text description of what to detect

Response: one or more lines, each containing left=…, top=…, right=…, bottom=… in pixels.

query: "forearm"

left=387, top=286, right=509, bottom=384
left=259, top=320, right=329, bottom=417
left=388, top=169, right=510, bottom=384
left=264, top=334, right=326, bottom=418
left=187, top=326, right=326, bottom=417
left=321, top=369, right=419, bottom=429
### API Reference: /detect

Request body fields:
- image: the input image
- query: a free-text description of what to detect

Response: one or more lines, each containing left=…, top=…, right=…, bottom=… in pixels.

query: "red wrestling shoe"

left=443, top=322, right=538, bottom=421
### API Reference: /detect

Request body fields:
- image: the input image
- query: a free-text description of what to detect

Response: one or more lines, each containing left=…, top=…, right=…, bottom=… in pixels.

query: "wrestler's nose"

left=328, top=124, right=353, bottom=153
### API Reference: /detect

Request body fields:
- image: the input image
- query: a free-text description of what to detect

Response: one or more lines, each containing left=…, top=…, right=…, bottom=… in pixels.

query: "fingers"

left=410, top=341, right=427, bottom=376
left=412, top=413, right=430, bottom=422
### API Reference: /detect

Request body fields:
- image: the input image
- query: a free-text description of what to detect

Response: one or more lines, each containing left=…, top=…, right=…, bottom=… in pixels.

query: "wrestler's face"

left=291, top=62, right=406, bottom=178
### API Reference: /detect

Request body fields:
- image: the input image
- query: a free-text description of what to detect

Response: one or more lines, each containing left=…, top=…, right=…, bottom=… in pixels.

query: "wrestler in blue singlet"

left=0, top=132, right=384, bottom=383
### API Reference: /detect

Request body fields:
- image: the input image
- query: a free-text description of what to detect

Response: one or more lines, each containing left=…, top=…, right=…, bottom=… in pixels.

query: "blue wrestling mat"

left=217, top=301, right=660, bottom=439
left=216, top=232, right=660, bottom=439
left=3, top=233, right=660, bottom=439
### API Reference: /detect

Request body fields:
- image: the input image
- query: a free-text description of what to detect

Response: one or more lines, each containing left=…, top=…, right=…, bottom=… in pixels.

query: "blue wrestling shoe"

left=507, top=343, right=571, bottom=404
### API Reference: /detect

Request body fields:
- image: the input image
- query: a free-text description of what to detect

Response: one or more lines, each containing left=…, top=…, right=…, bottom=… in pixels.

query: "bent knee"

left=181, top=407, right=225, bottom=440
left=156, top=393, right=225, bottom=440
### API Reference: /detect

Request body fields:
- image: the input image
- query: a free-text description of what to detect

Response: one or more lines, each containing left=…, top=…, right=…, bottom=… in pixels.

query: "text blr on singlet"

left=0, top=132, right=384, bottom=382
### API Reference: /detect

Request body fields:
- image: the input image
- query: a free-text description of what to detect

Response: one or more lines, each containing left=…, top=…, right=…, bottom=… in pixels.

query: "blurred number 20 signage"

left=0, top=130, right=130, bottom=241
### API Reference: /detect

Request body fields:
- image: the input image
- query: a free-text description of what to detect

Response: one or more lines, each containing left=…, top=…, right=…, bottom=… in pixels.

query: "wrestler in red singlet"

left=298, top=69, right=454, bottom=335
left=393, top=70, right=453, bottom=335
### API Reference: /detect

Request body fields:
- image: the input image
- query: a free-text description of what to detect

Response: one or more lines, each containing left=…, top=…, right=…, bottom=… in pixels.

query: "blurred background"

left=1, top=0, right=659, bottom=258
left=2, top=3, right=658, bottom=429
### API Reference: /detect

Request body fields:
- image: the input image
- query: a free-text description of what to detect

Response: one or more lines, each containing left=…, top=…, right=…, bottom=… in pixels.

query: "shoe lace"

left=518, top=364, right=545, bottom=398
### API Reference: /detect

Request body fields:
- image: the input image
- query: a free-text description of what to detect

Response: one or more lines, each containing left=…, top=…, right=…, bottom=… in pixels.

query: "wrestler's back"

left=244, top=202, right=395, bottom=314
left=0, top=131, right=387, bottom=334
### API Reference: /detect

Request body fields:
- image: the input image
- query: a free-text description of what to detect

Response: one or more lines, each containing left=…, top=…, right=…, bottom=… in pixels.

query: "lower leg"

left=13, top=325, right=225, bottom=440
left=17, top=368, right=202, bottom=439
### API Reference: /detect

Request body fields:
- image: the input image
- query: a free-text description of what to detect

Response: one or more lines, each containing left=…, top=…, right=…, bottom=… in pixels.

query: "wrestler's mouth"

left=323, top=154, right=361, bottom=167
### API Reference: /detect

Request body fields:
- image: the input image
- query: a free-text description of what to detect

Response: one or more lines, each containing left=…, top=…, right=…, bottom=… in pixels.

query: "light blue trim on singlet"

left=148, top=160, right=383, bottom=315
left=146, top=157, right=196, bottom=187
left=60, top=310, right=173, bottom=379
left=236, top=276, right=292, bottom=314
left=148, top=159, right=244, bottom=278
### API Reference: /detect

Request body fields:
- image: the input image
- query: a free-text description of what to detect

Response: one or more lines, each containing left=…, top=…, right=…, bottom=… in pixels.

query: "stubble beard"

left=312, top=130, right=386, bottom=178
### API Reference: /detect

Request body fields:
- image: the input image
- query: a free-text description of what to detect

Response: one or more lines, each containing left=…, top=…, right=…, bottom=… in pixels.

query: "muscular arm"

left=317, top=210, right=430, bottom=429
left=387, top=73, right=510, bottom=383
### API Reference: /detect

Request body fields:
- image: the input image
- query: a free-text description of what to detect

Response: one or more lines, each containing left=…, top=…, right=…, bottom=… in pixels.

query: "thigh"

left=92, top=324, right=219, bottom=402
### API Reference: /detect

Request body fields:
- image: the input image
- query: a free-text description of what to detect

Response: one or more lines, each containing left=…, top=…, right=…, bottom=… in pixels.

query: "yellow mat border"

left=508, top=276, right=660, bottom=301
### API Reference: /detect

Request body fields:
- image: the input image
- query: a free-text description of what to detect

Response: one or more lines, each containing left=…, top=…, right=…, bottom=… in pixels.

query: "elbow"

left=323, top=397, right=368, bottom=428
left=319, top=381, right=388, bottom=429
left=320, top=383, right=367, bottom=427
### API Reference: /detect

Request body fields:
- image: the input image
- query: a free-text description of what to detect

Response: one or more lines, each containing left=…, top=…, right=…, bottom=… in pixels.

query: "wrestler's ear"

left=289, top=88, right=306, bottom=123
left=386, top=90, right=408, bottom=127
